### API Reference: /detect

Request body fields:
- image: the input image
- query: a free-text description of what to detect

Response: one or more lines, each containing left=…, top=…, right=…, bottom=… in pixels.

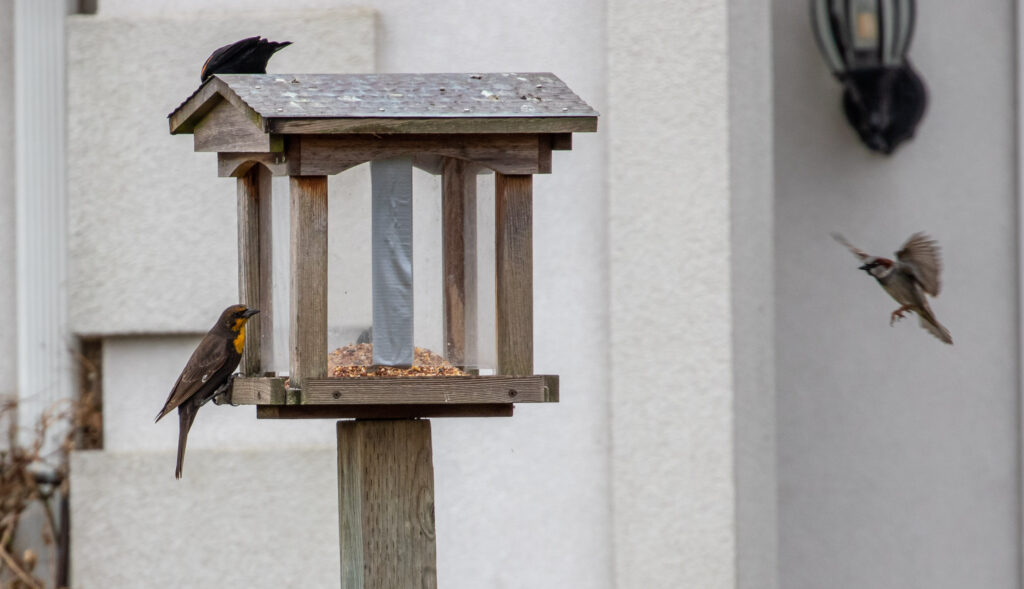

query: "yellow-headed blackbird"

left=200, top=36, right=292, bottom=82
left=155, top=304, right=258, bottom=478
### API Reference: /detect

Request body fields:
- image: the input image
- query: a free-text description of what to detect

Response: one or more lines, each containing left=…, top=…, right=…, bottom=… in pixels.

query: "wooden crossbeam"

left=224, top=375, right=558, bottom=406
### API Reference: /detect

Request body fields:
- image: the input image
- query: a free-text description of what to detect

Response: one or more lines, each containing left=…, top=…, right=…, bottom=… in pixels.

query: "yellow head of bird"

left=218, top=305, right=259, bottom=353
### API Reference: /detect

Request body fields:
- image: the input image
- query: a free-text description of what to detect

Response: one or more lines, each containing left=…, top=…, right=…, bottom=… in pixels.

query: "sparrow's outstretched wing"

left=831, top=232, right=871, bottom=261
left=896, top=232, right=942, bottom=297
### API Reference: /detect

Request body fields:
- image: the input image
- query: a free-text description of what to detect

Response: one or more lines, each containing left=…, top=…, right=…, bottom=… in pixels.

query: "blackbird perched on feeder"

left=155, top=304, right=259, bottom=478
left=200, top=36, right=291, bottom=82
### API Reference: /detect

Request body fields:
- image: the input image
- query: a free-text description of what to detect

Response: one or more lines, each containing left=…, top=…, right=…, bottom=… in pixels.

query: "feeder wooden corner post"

left=168, top=72, right=597, bottom=588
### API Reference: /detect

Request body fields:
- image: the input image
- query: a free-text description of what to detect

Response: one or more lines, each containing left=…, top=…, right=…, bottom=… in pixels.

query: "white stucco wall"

left=0, top=0, right=16, bottom=394
left=774, top=1, right=1020, bottom=587
left=71, top=448, right=340, bottom=588
left=67, top=9, right=375, bottom=335
left=70, top=2, right=610, bottom=589
left=608, top=0, right=777, bottom=586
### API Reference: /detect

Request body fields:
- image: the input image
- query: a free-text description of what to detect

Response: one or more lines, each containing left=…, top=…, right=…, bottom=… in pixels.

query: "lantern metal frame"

left=811, top=0, right=926, bottom=154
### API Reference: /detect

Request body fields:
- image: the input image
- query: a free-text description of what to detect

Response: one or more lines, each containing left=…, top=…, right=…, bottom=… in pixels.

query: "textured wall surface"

left=0, top=0, right=15, bottom=394
left=608, top=0, right=741, bottom=587
left=66, top=10, right=375, bottom=335
left=774, top=1, right=1020, bottom=587
left=108, top=336, right=337, bottom=453
left=73, top=2, right=610, bottom=589
left=70, top=449, right=339, bottom=588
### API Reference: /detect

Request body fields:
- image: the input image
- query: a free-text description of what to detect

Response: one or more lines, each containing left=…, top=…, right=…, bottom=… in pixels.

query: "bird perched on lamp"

left=155, top=304, right=259, bottom=478
left=832, top=232, right=952, bottom=344
left=200, top=36, right=292, bottom=82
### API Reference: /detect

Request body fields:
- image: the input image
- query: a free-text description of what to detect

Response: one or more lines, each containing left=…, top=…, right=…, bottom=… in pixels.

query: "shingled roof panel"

left=222, top=72, right=596, bottom=118
left=168, top=72, right=599, bottom=135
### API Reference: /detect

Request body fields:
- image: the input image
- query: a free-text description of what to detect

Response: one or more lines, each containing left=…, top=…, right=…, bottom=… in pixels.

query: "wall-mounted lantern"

left=811, top=0, right=927, bottom=154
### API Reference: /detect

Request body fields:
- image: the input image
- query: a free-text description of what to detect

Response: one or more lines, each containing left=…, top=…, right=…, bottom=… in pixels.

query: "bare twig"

left=0, top=542, right=43, bottom=589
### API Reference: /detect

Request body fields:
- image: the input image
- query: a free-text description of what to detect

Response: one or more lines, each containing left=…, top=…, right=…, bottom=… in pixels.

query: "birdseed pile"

left=328, top=343, right=466, bottom=377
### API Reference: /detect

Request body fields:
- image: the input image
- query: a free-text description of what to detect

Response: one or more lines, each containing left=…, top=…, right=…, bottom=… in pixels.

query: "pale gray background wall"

left=774, top=1, right=1021, bottom=588
left=0, top=0, right=16, bottom=396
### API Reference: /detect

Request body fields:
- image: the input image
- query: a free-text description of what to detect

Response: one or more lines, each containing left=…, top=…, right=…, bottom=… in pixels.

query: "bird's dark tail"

left=175, top=404, right=198, bottom=479
left=267, top=40, right=292, bottom=53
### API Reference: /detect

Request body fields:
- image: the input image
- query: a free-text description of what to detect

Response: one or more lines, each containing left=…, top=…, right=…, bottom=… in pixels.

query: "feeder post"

left=441, top=158, right=478, bottom=367
left=290, top=175, right=329, bottom=388
left=237, top=164, right=274, bottom=375
left=495, top=173, right=533, bottom=375
left=337, top=419, right=437, bottom=589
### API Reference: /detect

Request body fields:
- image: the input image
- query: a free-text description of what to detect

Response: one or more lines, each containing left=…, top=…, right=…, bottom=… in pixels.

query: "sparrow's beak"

left=858, top=264, right=869, bottom=271
left=242, top=308, right=260, bottom=318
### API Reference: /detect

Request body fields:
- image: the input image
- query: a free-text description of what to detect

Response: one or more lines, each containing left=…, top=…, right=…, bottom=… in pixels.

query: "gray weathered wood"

left=371, top=157, right=414, bottom=367
left=218, top=151, right=292, bottom=178
left=237, top=169, right=260, bottom=375
left=338, top=420, right=437, bottom=589
left=495, top=174, right=534, bottom=375
left=168, top=77, right=263, bottom=135
left=256, top=166, right=275, bottom=372
left=303, top=375, right=552, bottom=404
left=549, top=133, right=573, bottom=150
left=169, top=73, right=599, bottom=135
left=289, top=176, right=329, bottom=388
left=228, top=376, right=288, bottom=405
left=258, top=404, right=513, bottom=419
left=291, top=134, right=549, bottom=176
left=217, top=135, right=555, bottom=178
left=195, top=99, right=283, bottom=153
left=270, top=116, right=597, bottom=135
left=237, top=165, right=275, bottom=375
left=224, top=375, right=558, bottom=406
left=441, top=158, right=479, bottom=367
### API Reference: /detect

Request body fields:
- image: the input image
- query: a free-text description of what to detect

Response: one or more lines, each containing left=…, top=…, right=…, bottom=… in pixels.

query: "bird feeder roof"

left=169, top=72, right=598, bottom=135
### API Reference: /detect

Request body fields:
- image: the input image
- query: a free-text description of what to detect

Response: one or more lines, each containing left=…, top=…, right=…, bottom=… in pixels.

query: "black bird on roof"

left=200, top=36, right=292, bottom=82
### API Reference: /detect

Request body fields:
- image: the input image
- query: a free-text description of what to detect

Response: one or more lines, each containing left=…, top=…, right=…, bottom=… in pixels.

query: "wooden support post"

left=237, top=164, right=274, bottom=375
left=441, top=158, right=478, bottom=367
left=338, top=419, right=437, bottom=589
left=289, top=175, right=328, bottom=388
left=495, top=173, right=533, bottom=375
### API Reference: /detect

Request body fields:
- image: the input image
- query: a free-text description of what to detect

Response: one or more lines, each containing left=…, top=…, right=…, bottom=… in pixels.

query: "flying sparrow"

left=832, top=232, right=952, bottom=345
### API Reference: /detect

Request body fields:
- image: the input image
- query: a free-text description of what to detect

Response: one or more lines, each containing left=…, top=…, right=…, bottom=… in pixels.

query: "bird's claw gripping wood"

left=206, top=374, right=237, bottom=408
left=889, top=305, right=911, bottom=326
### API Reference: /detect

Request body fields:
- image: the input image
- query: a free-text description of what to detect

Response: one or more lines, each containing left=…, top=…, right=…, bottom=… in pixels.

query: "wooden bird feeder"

left=168, top=72, right=596, bottom=588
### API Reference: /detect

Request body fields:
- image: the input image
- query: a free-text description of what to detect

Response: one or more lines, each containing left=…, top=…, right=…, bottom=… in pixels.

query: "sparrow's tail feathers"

left=175, top=404, right=199, bottom=479
left=918, top=310, right=953, bottom=345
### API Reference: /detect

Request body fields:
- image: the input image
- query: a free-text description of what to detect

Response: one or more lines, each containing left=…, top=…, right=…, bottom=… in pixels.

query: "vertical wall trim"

left=728, top=0, right=778, bottom=587
left=1015, top=0, right=1024, bottom=582
left=14, top=0, right=72, bottom=446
